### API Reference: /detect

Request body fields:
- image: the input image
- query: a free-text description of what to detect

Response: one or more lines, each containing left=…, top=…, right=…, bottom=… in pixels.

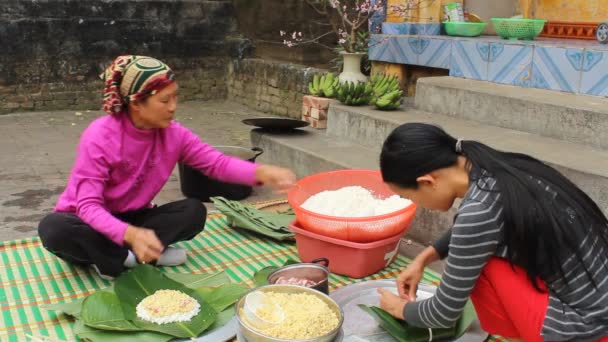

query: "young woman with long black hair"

left=377, top=123, right=608, bottom=341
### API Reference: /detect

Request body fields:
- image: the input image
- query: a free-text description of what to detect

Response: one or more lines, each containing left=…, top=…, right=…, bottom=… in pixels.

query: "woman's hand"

left=397, top=260, right=425, bottom=301
left=255, top=164, right=296, bottom=192
left=378, top=288, right=409, bottom=320
left=124, top=225, right=164, bottom=263
left=377, top=255, right=427, bottom=319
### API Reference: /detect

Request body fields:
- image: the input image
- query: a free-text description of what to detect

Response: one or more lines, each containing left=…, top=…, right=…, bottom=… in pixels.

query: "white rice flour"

left=301, top=186, right=412, bottom=217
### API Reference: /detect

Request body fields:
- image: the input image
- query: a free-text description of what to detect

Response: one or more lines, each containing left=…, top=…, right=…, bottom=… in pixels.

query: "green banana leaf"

left=74, top=320, right=173, bottom=342
left=79, top=284, right=247, bottom=338
left=42, top=272, right=227, bottom=319
left=208, top=306, right=237, bottom=331
left=195, top=283, right=248, bottom=312
left=454, top=301, right=478, bottom=337
left=40, top=297, right=86, bottom=319
left=112, top=265, right=218, bottom=338
left=211, top=197, right=295, bottom=241
left=253, top=266, right=276, bottom=287
left=79, top=308, right=238, bottom=342
left=166, top=271, right=230, bottom=288
left=253, top=258, right=300, bottom=286
left=359, top=300, right=477, bottom=342
left=82, top=292, right=141, bottom=332
left=215, top=197, right=295, bottom=232
left=46, top=267, right=247, bottom=341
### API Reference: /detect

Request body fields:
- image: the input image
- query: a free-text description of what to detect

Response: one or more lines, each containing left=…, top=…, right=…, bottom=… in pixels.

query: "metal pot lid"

left=329, top=279, right=486, bottom=342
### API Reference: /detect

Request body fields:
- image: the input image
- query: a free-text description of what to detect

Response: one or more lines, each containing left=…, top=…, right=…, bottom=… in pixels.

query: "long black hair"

left=380, top=123, right=608, bottom=291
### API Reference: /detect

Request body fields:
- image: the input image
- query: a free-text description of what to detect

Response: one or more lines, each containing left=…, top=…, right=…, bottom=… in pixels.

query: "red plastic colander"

left=288, top=169, right=417, bottom=242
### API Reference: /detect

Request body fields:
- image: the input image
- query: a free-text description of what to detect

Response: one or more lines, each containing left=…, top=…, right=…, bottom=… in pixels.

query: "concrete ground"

left=0, top=99, right=443, bottom=271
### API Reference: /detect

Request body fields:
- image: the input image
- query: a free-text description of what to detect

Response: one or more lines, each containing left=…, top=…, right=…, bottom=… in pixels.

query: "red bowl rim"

left=288, top=169, right=417, bottom=222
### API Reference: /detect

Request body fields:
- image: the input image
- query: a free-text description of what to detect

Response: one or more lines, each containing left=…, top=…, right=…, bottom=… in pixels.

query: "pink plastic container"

left=289, top=221, right=402, bottom=278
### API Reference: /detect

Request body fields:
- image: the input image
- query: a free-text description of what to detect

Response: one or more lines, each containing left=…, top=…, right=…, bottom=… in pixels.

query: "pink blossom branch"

left=259, top=38, right=338, bottom=51
left=280, top=0, right=436, bottom=53
left=276, top=30, right=339, bottom=50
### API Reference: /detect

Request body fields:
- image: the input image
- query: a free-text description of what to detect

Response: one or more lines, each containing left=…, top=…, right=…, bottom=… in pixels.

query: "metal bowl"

left=235, top=284, right=344, bottom=342
left=267, top=258, right=330, bottom=294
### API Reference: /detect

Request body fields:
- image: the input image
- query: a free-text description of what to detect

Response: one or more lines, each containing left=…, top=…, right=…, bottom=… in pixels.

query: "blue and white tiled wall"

left=369, top=34, right=608, bottom=97
left=488, top=43, right=533, bottom=86
left=382, top=23, right=442, bottom=36
left=369, top=36, right=452, bottom=69
left=580, top=50, right=608, bottom=96
left=450, top=40, right=489, bottom=81
left=418, top=37, right=452, bottom=69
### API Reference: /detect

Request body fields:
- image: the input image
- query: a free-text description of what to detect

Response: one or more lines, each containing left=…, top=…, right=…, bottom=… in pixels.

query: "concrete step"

left=327, top=101, right=415, bottom=150
left=327, top=102, right=608, bottom=214
left=251, top=128, right=458, bottom=245
left=415, top=77, right=608, bottom=150
left=251, top=128, right=378, bottom=177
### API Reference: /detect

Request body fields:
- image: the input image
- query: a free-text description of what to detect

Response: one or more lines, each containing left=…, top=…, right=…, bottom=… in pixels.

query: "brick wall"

left=0, top=0, right=335, bottom=117
left=0, top=0, right=251, bottom=114
left=227, top=59, right=325, bottom=118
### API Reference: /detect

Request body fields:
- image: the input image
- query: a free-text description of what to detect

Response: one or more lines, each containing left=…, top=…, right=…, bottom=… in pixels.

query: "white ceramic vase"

left=338, top=52, right=369, bottom=84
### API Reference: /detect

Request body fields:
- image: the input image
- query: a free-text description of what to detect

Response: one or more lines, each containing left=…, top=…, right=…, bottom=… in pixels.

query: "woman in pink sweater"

left=38, top=55, right=296, bottom=279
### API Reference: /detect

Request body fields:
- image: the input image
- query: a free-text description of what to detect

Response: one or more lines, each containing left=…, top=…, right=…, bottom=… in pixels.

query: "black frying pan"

left=242, top=117, right=310, bottom=130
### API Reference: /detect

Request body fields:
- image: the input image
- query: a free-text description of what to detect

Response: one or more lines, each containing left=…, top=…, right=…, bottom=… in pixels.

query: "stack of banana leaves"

left=41, top=265, right=249, bottom=341
left=369, top=74, right=404, bottom=110
left=211, top=197, right=295, bottom=241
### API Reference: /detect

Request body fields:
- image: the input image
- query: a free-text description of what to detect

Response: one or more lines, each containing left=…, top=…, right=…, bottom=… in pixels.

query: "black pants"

left=38, top=198, right=206, bottom=277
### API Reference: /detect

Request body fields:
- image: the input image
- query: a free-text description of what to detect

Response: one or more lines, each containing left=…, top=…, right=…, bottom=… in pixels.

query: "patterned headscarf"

left=100, top=55, right=175, bottom=115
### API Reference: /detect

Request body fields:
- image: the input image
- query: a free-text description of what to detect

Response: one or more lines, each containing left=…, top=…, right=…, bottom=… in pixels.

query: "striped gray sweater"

left=403, top=175, right=608, bottom=341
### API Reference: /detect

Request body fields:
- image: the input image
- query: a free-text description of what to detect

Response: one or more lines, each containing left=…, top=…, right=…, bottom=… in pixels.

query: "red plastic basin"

left=289, top=221, right=402, bottom=279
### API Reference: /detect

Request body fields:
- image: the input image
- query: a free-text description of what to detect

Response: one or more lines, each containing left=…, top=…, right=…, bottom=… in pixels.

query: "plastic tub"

left=288, top=169, right=417, bottom=243
left=491, top=18, right=546, bottom=40
left=443, top=21, right=487, bottom=37
left=289, top=221, right=402, bottom=278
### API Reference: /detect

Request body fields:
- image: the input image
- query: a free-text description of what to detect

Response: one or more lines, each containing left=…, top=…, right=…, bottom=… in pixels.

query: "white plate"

left=329, top=279, right=487, bottom=342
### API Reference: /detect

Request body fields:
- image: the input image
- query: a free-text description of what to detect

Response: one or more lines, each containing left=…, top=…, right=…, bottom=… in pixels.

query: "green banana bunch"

left=375, top=88, right=404, bottom=110
left=337, top=81, right=373, bottom=106
left=308, top=74, right=322, bottom=96
left=307, top=73, right=340, bottom=98
left=321, top=73, right=340, bottom=98
left=370, top=73, right=403, bottom=109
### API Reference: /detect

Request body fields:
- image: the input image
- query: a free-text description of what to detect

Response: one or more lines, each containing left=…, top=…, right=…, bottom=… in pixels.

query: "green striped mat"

left=0, top=211, right=504, bottom=342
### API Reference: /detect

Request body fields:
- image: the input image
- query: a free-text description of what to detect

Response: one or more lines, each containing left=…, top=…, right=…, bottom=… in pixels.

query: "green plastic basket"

left=443, top=21, right=488, bottom=37
left=491, top=18, right=546, bottom=40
